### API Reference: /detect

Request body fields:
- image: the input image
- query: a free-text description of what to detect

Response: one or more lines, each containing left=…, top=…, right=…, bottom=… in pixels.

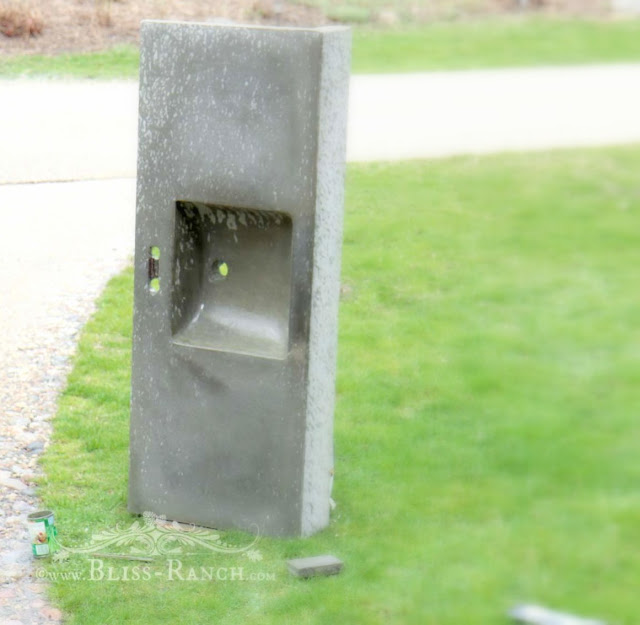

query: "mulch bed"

left=0, top=0, right=612, bottom=58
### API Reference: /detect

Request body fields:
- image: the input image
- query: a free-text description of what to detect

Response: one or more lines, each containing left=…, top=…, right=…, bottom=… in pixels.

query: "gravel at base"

left=0, top=290, right=107, bottom=624
left=0, top=178, right=136, bottom=624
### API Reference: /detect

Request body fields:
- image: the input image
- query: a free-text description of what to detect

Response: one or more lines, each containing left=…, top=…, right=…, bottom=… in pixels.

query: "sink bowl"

left=171, top=200, right=293, bottom=360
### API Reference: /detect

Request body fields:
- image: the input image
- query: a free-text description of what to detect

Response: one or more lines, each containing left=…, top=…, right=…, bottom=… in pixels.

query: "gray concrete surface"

left=2, top=63, right=640, bottom=182
left=287, top=554, right=343, bottom=578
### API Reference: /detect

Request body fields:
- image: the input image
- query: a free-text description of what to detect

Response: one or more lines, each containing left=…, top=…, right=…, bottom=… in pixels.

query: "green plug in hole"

left=149, top=278, right=160, bottom=293
left=209, top=259, right=229, bottom=282
left=150, top=246, right=161, bottom=260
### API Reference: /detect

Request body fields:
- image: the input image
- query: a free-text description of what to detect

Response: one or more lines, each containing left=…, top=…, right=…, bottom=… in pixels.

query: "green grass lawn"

left=355, top=18, right=640, bottom=72
left=38, top=146, right=640, bottom=624
left=0, top=45, right=141, bottom=80
left=2, top=18, right=640, bottom=78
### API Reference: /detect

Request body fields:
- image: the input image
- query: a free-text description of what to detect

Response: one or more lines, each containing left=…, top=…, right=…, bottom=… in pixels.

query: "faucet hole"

left=148, top=246, right=160, bottom=293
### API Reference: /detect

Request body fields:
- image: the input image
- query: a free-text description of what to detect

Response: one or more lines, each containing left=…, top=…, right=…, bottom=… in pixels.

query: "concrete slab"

left=287, top=554, right=343, bottom=578
left=129, top=21, right=350, bottom=537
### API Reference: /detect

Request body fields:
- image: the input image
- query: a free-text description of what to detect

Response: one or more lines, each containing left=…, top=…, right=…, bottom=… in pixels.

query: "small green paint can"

left=27, top=510, right=57, bottom=558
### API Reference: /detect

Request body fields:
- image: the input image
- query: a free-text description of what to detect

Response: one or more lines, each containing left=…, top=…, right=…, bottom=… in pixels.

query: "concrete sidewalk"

left=2, top=63, right=640, bottom=183
left=349, top=63, right=640, bottom=160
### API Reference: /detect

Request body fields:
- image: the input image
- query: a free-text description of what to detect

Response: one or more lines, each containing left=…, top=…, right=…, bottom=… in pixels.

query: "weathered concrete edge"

left=301, top=26, right=351, bottom=536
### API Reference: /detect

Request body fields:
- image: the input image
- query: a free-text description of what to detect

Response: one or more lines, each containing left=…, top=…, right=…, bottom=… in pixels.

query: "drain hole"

left=209, top=259, right=229, bottom=283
